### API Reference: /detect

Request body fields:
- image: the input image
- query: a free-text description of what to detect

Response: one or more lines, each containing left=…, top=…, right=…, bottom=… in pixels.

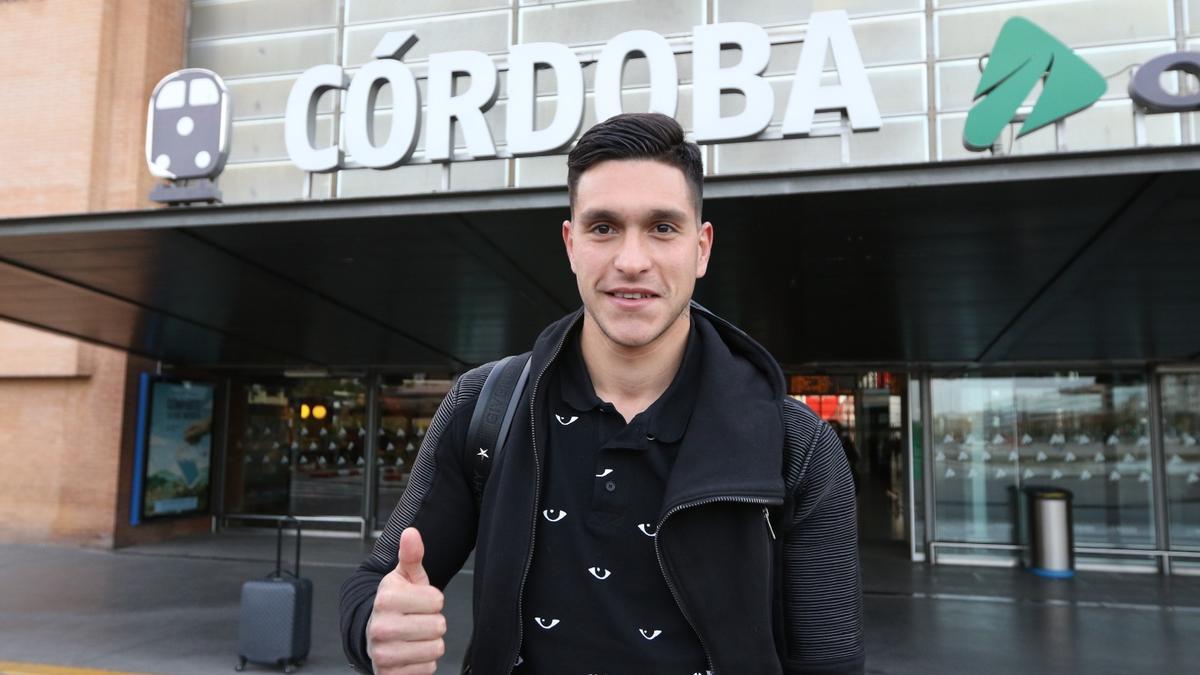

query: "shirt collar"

left=558, top=316, right=702, bottom=444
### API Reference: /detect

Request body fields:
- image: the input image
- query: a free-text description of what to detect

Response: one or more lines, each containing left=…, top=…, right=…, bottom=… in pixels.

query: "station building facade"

left=1, top=0, right=1200, bottom=575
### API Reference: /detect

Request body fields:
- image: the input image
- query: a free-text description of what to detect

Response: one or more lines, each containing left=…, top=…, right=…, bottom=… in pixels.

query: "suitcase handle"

left=274, top=515, right=302, bottom=578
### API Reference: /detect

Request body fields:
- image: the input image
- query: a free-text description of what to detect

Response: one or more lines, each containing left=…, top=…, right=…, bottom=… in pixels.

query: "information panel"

left=134, top=377, right=215, bottom=522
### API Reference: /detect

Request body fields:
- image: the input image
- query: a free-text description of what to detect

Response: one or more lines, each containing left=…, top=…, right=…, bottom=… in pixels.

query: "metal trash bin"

left=1023, top=486, right=1075, bottom=578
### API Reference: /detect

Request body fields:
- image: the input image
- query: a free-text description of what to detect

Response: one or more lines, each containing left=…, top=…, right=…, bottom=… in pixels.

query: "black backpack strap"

left=466, top=352, right=532, bottom=507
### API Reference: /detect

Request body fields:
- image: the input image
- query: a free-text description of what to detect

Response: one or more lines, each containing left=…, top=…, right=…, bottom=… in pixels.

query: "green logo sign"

left=963, top=17, right=1106, bottom=151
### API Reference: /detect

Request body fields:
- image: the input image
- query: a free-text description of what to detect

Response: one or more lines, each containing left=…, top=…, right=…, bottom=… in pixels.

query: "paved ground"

left=1, top=531, right=1199, bottom=674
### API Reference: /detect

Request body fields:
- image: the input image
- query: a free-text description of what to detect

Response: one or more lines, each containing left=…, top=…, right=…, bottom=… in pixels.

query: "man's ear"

left=562, top=220, right=576, bottom=273
left=696, top=220, right=714, bottom=278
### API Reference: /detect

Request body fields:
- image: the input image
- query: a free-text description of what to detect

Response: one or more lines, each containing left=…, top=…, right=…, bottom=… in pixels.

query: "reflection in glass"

left=226, top=378, right=367, bottom=518
left=375, top=375, right=453, bottom=527
left=910, top=378, right=924, bottom=558
left=1162, top=374, right=1200, bottom=550
left=932, top=373, right=1153, bottom=549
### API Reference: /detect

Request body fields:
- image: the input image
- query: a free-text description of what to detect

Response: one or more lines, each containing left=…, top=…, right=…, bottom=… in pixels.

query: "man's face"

left=563, top=158, right=713, bottom=350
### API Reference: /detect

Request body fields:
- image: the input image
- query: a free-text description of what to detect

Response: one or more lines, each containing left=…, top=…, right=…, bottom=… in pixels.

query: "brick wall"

left=0, top=0, right=193, bottom=547
left=0, top=0, right=187, bottom=217
left=0, top=322, right=127, bottom=546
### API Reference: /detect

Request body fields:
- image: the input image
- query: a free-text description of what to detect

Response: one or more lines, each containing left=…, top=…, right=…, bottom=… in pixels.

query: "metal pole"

left=904, top=374, right=917, bottom=559
left=920, top=372, right=937, bottom=564
left=213, top=376, right=233, bottom=533
left=362, top=371, right=382, bottom=541
left=1133, top=108, right=1148, bottom=147
left=1148, top=368, right=1172, bottom=574
left=902, top=372, right=921, bottom=557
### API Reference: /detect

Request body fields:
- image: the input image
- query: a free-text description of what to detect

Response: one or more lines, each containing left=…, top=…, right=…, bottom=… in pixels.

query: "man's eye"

left=654, top=223, right=675, bottom=234
left=593, top=224, right=613, bottom=235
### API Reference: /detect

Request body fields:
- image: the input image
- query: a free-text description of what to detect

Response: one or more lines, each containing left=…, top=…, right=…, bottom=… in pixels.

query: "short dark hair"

left=566, top=112, right=703, bottom=219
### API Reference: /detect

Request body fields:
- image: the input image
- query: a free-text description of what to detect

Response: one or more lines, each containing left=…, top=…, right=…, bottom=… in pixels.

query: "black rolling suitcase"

left=236, top=516, right=312, bottom=673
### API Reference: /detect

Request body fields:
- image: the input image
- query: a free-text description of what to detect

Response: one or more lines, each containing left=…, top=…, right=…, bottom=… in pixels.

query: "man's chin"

left=586, top=311, right=659, bottom=349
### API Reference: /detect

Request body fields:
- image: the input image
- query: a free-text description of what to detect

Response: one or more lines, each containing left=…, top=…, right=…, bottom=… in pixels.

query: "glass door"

left=374, top=374, right=454, bottom=529
left=224, top=377, right=367, bottom=531
left=789, top=372, right=910, bottom=546
left=1160, top=372, right=1200, bottom=570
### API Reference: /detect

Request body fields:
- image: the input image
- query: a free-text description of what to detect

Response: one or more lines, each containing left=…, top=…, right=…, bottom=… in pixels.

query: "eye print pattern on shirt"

left=543, top=509, right=567, bottom=522
left=588, top=566, right=611, bottom=580
left=555, top=414, right=579, bottom=426
left=637, top=523, right=658, bottom=537
left=639, top=629, right=663, bottom=640
left=534, top=617, right=561, bottom=629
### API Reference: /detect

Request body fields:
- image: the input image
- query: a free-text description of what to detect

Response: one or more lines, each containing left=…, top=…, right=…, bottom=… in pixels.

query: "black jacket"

left=339, top=304, right=865, bottom=674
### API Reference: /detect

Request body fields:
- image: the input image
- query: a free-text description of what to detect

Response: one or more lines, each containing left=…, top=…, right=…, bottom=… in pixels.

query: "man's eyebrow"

left=647, top=208, right=689, bottom=223
left=578, top=208, right=621, bottom=223
left=576, top=207, right=691, bottom=223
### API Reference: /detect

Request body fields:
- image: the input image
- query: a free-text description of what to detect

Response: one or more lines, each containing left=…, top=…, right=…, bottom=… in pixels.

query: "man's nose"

left=613, top=232, right=651, bottom=275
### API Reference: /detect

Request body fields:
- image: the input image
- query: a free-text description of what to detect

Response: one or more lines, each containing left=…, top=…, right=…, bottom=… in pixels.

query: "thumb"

left=397, top=527, right=430, bottom=585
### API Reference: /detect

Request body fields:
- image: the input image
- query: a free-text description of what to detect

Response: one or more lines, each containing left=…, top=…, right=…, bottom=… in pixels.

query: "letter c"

left=285, top=64, right=348, bottom=172
left=1130, top=52, right=1200, bottom=113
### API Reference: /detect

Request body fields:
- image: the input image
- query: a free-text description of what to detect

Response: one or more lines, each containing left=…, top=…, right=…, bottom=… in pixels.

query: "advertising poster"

left=141, top=380, right=215, bottom=519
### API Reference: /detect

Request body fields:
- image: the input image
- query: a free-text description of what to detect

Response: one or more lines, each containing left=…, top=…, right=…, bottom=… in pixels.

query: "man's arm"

left=339, top=366, right=491, bottom=672
left=781, top=400, right=865, bottom=674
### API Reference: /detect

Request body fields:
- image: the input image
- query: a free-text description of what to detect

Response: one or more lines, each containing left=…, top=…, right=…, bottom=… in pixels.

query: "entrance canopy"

left=2, top=147, right=1199, bottom=371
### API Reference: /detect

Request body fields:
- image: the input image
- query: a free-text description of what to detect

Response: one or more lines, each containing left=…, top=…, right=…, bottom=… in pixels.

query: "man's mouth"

left=608, top=291, right=655, bottom=299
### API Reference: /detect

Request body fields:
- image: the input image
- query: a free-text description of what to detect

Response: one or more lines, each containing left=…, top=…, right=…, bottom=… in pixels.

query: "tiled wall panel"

left=847, top=116, right=928, bottom=165
left=717, top=134, right=846, bottom=174
left=228, top=116, right=334, bottom=164
left=448, top=158, right=510, bottom=191
left=190, top=30, right=337, bottom=78
left=515, top=154, right=567, bottom=187
left=226, top=76, right=335, bottom=120
left=348, top=0, right=510, bottom=23
left=220, top=162, right=332, bottom=202
left=338, top=163, right=444, bottom=197
left=936, top=0, right=1174, bottom=59
left=344, top=11, right=511, bottom=67
left=191, top=0, right=337, bottom=40
left=1061, top=100, right=1180, bottom=152
left=520, top=0, right=703, bottom=44
left=763, top=14, right=926, bottom=68
left=717, top=0, right=922, bottom=24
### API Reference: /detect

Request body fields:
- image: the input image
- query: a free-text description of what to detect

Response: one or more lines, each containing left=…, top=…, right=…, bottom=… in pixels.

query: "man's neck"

left=579, top=309, right=691, bottom=423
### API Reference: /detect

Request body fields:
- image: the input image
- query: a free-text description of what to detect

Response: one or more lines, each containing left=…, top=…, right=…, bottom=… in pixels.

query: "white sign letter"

left=426, top=51, right=499, bottom=161
left=506, top=42, right=585, bottom=156
left=783, top=10, right=881, bottom=136
left=345, top=32, right=421, bottom=169
left=692, top=22, right=773, bottom=142
left=285, top=64, right=348, bottom=172
left=594, top=30, right=678, bottom=122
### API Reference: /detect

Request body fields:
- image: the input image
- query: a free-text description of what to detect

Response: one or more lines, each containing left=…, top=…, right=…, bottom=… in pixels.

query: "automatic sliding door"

left=225, top=377, right=367, bottom=529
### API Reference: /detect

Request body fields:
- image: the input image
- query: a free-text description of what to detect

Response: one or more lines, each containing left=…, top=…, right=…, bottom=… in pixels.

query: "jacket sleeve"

left=338, top=365, right=491, bottom=672
left=780, top=399, right=865, bottom=674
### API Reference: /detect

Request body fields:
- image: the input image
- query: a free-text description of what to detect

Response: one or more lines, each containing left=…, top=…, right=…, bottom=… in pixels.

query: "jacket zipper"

left=509, top=325, right=574, bottom=673
left=653, top=495, right=779, bottom=675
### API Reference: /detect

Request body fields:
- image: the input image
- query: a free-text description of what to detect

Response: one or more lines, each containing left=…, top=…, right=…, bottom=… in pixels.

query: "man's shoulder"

left=450, top=354, right=534, bottom=413
left=781, top=396, right=833, bottom=445
left=780, top=397, right=844, bottom=489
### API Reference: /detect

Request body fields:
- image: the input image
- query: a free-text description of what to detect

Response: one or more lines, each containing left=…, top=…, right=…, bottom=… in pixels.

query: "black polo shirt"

left=517, top=318, right=709, bottom=674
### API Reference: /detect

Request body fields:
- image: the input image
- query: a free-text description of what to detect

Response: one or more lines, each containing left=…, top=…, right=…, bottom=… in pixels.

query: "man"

left=339, top=113, right=863, bottom=674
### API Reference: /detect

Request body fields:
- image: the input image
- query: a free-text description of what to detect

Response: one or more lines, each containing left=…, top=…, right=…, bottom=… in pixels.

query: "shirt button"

left=605, top=480, right=617, bottom=492
left=646, top=433, right=656, bottom=441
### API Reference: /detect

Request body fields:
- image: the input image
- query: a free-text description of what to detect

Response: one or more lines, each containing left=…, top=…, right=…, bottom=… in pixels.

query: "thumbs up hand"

left=368, top=528, right=447, bottom=674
